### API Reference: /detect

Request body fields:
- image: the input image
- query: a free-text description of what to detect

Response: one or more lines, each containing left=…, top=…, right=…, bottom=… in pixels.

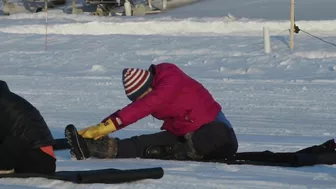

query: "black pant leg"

left=0, top=136, right=56, bottom=174
left=192, top=121, right=238, bottom=159
left=117, top=131, right=180, bottom=158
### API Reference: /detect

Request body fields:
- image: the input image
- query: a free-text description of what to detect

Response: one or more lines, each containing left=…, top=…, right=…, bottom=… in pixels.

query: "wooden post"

left=44, top=0, right=48, bottom=12
left=2, top=0, right=8, bottom=15
left=289, top=0, right=295, bottom=49
left=124, top=0, right=132, bottom=16
left=72, top=0, right=76, bottom=13
left=148, top=0, right=152, bottom=10
left=263, top=27, right=271, bottom=54
left=162, top=0, right=167, bottom=9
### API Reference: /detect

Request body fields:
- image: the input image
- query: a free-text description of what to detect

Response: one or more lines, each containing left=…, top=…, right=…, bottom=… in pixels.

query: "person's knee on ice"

left=191, top=121, right=238, bottom=160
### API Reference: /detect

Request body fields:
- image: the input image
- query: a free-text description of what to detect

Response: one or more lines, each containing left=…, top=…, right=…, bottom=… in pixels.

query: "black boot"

left=65, top=124, right=118, bottom=160
left=65, top=124, right=90, bottom=160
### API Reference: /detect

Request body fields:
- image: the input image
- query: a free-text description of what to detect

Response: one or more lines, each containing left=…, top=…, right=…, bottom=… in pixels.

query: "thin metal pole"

left=289, top=0, right=295, bottom=49
left=45, top=0, right=48, bottom=51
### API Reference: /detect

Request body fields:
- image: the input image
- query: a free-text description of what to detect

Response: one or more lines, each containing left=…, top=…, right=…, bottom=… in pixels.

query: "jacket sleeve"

left=115, top=72, right=182, bottom=128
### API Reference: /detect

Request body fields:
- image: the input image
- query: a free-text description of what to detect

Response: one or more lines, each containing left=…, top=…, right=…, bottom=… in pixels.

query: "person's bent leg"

left=191, top=121, right=238, bottom=160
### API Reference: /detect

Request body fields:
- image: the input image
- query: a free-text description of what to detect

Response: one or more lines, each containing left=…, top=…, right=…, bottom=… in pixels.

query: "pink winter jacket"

left=115, top=63, right=221, bottom=136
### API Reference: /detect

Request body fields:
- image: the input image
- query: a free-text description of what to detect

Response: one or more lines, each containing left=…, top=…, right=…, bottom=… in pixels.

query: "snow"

left=1, top=0, right=336, bottom=188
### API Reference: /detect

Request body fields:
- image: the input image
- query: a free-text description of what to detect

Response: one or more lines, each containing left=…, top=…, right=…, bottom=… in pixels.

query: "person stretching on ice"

left=66, top=63, right=238, bottom=161
left=0, top=80, right=56, bottom=174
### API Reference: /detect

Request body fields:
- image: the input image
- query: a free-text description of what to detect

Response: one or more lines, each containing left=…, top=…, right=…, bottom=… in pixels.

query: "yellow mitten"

left=78, top=118, right=117, bottom=140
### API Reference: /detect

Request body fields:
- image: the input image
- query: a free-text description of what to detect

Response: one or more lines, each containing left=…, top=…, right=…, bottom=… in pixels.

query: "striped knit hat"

left=122, top=68, right=153, bottom=101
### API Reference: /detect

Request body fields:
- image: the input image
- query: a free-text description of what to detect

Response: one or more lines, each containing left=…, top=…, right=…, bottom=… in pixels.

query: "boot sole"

left=65, top=124, right=90, bottom=160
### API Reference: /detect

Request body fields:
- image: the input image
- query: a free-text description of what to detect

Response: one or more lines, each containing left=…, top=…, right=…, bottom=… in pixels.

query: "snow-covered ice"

left=0, top=0, right=336, bottom=188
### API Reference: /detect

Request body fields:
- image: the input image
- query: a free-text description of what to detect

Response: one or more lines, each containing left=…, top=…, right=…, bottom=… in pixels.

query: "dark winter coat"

left=0, top=80, right=54, bottom=148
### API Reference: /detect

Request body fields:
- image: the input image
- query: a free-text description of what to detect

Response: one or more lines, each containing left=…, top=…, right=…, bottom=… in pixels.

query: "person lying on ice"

left=0, top=80, right=56, bottom=174
left=67, top=63, right=238, bottom=161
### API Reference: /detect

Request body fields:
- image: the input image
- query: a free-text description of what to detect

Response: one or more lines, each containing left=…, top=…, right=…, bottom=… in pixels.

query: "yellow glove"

left=78, top=118, right=117, bottom=140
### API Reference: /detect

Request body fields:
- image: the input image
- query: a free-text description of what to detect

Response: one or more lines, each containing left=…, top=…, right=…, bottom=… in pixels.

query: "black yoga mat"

left=0, top=167, right=164, bottom=184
